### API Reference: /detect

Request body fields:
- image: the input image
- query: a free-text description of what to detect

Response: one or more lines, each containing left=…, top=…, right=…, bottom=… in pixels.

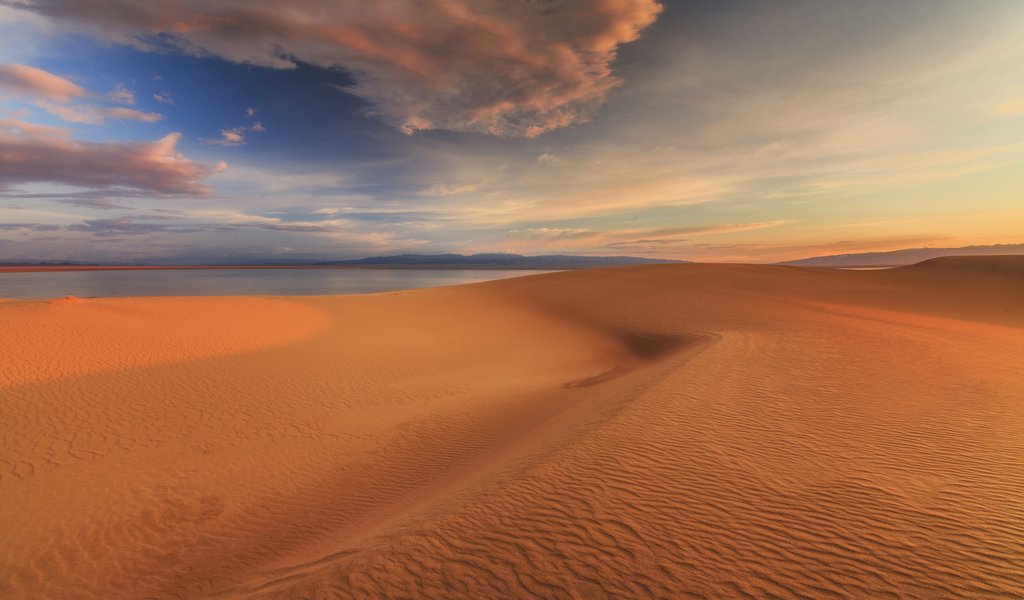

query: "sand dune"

left=1, top=257, right=1022, bottom=599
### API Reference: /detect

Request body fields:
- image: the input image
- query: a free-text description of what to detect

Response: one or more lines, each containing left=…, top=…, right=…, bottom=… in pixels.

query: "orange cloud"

left=0, top=64, right=164, bottom=123
left=0, top=119, right=226, bottom=195
left=13, top=0, right=663, bottom=137
left=202, top=122, right=266, bottom=146
left=0, top=63, right=85, bottom=102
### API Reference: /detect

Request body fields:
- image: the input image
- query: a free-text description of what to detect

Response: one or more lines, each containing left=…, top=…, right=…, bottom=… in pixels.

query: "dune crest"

left=2, top=259, right=1022, bottom=599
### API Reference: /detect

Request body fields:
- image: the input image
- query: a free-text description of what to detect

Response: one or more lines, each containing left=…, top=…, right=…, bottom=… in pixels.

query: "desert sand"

left=1, top=257, right=1022, bottom=599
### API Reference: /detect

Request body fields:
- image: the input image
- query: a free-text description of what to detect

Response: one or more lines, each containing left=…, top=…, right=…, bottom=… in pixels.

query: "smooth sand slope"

left=1, top=257, right=1022, bottom=599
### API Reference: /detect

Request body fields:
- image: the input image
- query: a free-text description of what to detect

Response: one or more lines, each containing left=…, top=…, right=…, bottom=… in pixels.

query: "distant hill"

left=323, top=253, right=683, bottom=269
left=0, top=253, right=681, bottom=270
left=778, top=243, right=1024, bottom=268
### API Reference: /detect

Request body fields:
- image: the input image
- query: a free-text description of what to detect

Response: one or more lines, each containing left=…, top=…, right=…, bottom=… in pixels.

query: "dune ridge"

left=1, top=257, right=1022, bottom=598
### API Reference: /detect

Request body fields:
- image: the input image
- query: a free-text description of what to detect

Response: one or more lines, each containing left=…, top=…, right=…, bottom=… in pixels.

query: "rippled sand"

left=1, top=256, right=1022, bottom=598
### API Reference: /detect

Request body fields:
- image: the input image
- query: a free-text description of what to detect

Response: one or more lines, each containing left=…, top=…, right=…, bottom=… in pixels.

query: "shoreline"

left=0, top=264, right=569, bottom=273
left=0, top=266, right=560, bottom=301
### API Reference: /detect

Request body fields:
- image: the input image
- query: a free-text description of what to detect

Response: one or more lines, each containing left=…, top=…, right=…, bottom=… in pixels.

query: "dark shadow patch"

left=565, top=332, right=708, bottom=388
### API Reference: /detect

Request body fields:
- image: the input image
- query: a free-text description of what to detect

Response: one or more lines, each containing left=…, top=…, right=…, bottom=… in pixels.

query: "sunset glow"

left=1, top=1, right=1022, bottom=262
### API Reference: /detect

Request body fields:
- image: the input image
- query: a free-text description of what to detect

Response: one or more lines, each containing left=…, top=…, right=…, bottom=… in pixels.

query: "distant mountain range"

left=12, top=245, right=1022, bottom=270
left=778, top=243, right=1024, bottom=267
left=321, top=253, right=683, bottom=269
left=1, top=253, right=682, bottom=270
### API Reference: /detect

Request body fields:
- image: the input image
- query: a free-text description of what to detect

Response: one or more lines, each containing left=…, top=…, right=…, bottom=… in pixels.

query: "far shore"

left=0, top=264, right=567, bottom=274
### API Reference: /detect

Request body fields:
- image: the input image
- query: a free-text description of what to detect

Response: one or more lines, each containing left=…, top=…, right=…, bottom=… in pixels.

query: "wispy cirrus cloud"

left=66, top=217, right=193, bottom=236
left=1, top=189, right=134, bottom=210
left=502, top=221, right=791, bottom=254
left=36, top=101, right=163, bottom=123
left=0, top=221, right=62, bottom=231
left=0, top=210, right=432, bottom=260
left=9, top=0, right=663, bottom=137
left=58, top=196, right=132, bottom=210
left=421, top=182, right=479, bottom=197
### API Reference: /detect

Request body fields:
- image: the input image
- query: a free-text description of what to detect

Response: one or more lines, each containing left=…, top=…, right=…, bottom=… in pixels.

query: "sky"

left=0, top=0, right=1022, bottom=264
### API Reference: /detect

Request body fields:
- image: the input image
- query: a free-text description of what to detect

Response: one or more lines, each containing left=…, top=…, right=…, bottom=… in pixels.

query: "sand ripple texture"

left=1, top=256, right=1022, bottom=599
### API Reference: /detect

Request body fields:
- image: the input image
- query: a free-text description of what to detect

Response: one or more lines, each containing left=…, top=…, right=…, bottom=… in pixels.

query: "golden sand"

left=1, top=257, right=1022, bottom=598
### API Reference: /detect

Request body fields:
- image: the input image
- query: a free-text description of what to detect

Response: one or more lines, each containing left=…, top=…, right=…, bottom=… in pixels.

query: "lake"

left=0, top=268, right=555, bottom=300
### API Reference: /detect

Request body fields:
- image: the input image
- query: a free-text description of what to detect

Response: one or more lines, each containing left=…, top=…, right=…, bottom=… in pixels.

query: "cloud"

left=107, top=83, right=134, bottom=104
left=0, top=63, right=163, bottom=123
left=604, top=238, right=680, bottom=248
left=0, top=222, right=62, bottom=231
left=0, top=63, right=84, bottom=102
left=0, top=117, right=67, bottom=139
left=153, top=92, right=174, bottom=104
left=58, top=196, right=131, bottom=210
left=37, top=102, right=164, bottom=123
left=11, top=0, right=663, bottom=137
left=1, top=189, right=134, bottom=209
left=245, top=106, right=256, bottom=117
left=203, top=121, right=265, bottom=146
left=421, top=182, right=479, bottom=196
left=205, top=128, right=246, bottom=147
left=500, top=221, right=791, bottom=254
left=65, top=217, right=182, bottom=236
left=59, top=215, right=331, bottom=237
left=0, top=118, right=227, bottom=195
left=510, top=227, right=594, bottom=240
left=52, top=211, right=428, bottom=251
left=627, top=221, right=791, bottom=239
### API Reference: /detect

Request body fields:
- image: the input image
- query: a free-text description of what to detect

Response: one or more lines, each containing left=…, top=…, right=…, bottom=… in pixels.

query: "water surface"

left=0, top=268, right=554, bottom=300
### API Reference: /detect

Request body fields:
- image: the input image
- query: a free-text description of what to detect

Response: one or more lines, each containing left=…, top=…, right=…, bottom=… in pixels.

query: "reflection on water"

left=0, top=268, right=554, bottom=300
